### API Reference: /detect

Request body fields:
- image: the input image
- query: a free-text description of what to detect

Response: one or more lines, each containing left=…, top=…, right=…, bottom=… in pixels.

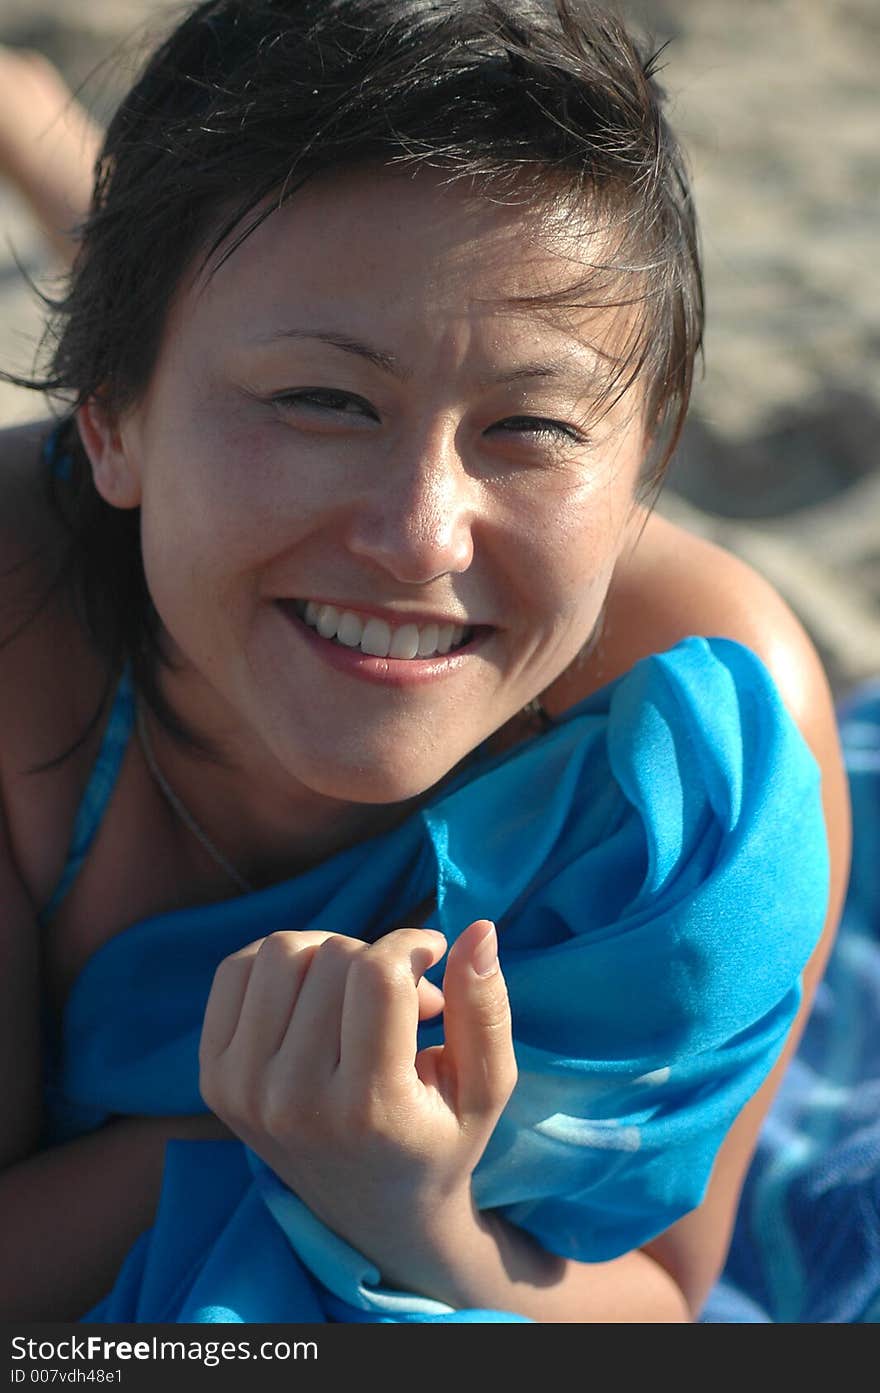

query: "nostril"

left=346, top=514, right=474, bottom=583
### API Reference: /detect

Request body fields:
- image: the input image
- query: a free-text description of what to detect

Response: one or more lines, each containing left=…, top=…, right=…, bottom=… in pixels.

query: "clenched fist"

left=198, top=920, right=517, bottom=1289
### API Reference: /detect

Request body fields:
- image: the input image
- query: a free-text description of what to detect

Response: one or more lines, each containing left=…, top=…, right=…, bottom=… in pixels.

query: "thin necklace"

left=136, top=703, right=255, bottom=896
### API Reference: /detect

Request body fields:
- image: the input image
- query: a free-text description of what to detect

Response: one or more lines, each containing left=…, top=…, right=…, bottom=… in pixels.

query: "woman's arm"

left=0, top=47, right=100, bottom=264
left=0, top=794, right=43, bottom=1171
left=0, top=1112, right=232, bottom=1322
left=0, top=785, right=230, bottom=1321
left=640, top=612, right=848, bottom=1316
left=590, top=516, right=852, bottom=1316
left=376, top=1203, right=692, bottom=1322
left=0, top=825, right=157, bottom=1319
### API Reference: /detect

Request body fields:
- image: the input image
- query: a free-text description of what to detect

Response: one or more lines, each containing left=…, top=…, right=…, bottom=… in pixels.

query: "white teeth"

left=360, top=617, right=392, bottom=657
left=388, top=623, right=421, bottom=659
left=316, top=603, right=340, bottom=639
left=335, top=610, right=365, bottom=648
left=416, top=623, right=439, bottom=657
left=297, top=602, right=472, bottom=660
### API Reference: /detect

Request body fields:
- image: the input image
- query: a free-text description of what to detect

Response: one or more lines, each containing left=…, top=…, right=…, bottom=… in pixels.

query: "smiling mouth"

left=291, top=599, right=476, bottom=660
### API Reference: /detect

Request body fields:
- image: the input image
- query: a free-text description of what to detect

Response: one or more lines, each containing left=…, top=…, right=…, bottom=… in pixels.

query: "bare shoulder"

left=565, top=508, right=851, bottom=962
left=546, top=510, right=834, bottom=738
left=542, top=509, right=851, bottom=966
left=0, top=417, right=83, bottom=645
left=0, top=420, right=74, bottom=1159
left=605, top=514, right=851, bottom=876
left=0, top=417, right=61, bottom=550
left=0, top=416, right=88, bottom=715
left=0, top=418, right=107, bottom=908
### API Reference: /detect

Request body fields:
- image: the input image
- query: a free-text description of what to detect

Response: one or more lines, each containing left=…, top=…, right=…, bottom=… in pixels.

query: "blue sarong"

left=46, top=637, right=828, bottom=1322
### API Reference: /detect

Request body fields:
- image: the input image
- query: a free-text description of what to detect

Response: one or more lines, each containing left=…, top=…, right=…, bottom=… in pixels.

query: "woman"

left=0, top=0, right=848, bottom=1321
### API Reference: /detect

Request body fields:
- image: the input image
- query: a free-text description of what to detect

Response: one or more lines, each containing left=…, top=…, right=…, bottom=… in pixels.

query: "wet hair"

left=8, top=0, right=703, bottom=755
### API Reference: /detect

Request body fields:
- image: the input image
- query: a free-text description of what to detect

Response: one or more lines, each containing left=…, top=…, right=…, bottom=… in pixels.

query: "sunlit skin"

left=81, top=166, right=650, bottom=882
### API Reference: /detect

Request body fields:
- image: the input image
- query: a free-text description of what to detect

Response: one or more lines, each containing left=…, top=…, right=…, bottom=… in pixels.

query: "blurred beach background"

left=1, top=0, right=877, bottom=695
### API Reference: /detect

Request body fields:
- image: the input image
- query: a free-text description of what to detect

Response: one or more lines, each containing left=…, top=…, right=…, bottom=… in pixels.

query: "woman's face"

left=106, top=167, right=649, bottom=804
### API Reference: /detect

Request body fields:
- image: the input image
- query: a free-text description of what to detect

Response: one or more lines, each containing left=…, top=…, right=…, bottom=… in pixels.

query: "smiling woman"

left=76, top=169, right=650, bottom=818
left=0, top=0, right=847, bottom=1324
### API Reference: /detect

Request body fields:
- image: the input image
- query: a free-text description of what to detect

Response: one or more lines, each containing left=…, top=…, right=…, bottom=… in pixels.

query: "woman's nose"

left=346, top=436, right=475, bottom=584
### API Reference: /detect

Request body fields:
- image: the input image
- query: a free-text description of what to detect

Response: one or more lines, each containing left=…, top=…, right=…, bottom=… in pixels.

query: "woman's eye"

left=492, top=415, right=583, bottom=444
left=270, top=389, right=378, bottom=420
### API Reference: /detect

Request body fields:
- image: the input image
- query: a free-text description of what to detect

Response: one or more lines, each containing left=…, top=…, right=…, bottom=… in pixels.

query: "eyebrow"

left=259, top=328, right=409, bottom=380
left=257, top=327, right=598, bottom=390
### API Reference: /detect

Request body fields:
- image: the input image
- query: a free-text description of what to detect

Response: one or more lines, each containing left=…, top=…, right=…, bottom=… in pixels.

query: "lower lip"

left=276, top=602, right=491, bottom=688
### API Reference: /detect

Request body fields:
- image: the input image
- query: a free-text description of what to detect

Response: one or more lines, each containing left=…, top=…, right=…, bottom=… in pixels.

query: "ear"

left=76, top=397, right=143, bottom=509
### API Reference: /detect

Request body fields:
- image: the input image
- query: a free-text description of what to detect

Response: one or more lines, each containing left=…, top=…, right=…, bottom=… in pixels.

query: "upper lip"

left=283, top=597, right=484, bottom=629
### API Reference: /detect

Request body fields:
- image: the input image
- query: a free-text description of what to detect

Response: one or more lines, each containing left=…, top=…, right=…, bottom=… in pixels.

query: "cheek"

left=136, top=419, right=291, bottom=574
left=519, top=486, right=630, bottom=610
left=136, top=456, right=259, bottom=646
left=514, top=475, right=640, bottom=669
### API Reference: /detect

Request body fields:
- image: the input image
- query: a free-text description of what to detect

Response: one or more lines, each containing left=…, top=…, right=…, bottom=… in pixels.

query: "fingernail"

left=471, top=921, right=498, bottom=977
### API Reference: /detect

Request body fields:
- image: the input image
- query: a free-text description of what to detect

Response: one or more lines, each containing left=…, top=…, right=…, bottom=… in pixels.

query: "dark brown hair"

left=8, top=0, right=703, bottom=756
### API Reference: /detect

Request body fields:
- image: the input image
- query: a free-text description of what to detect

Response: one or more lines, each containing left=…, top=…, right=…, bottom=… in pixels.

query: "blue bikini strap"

left=38, top=665, right=136, bottom=928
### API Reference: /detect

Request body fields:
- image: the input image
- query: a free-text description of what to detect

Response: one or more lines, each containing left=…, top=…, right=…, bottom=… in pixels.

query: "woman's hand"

left=198, top=921, right=517, bottom=1290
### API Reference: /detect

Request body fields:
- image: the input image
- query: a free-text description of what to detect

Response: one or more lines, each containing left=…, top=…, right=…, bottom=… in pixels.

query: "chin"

left=296, top=747, right=459, bottom=808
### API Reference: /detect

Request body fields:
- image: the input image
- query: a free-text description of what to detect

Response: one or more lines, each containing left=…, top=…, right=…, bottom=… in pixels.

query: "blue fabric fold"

left=46, top=636, right=828, bottom=1322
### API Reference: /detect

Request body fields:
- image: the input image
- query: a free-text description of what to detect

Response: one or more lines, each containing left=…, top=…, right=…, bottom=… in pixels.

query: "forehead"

left=201, top=167, right=581, bottom=291
left=169, top=165, right=645, bottom=386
